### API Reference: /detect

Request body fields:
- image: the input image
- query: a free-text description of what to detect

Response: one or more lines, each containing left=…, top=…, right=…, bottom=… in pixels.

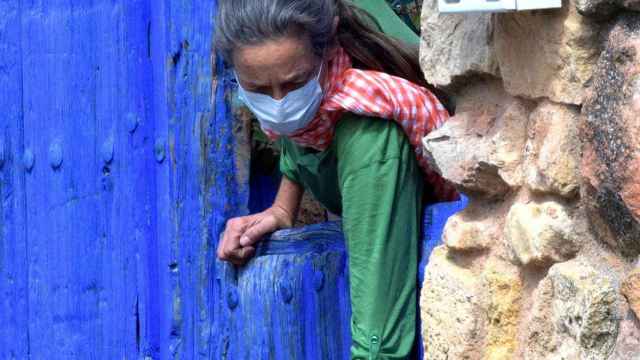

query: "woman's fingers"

left=217, top=217, right=249, bottom=260
left=239, top=215, right=278, bottom=247
left=226, top=246, right=256, bottom=266
left=218, top=209, right=288, bottom=265
left=217, top=215, right=263, bottom=265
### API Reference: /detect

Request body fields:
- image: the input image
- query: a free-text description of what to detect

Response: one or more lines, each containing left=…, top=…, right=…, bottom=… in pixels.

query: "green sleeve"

left=278, top=138, right=302, bottom=185
left=334, top=116, right=423, bottom=359
left=278, top=137, right=343, bottom=215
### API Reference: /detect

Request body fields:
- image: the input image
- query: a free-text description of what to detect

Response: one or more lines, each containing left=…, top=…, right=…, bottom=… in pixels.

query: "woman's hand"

left=217, top=205, right=294, bottom=266
left=218, top=176, right=303, bottom=266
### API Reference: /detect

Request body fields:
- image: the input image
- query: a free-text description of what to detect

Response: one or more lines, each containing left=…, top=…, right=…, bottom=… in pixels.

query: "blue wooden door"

left=0, top=1, right=466, bottom=359
left=0, top=1, right=244, bottom=358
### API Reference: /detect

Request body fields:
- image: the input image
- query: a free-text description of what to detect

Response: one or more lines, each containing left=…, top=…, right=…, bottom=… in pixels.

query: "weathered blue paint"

left=0, top=1, right=466, bottom=358
left=0, top=1, right=229, bottom=358
left=0, top=2, right=29, bottom=358
left=219, top=222, right=351, bottom=360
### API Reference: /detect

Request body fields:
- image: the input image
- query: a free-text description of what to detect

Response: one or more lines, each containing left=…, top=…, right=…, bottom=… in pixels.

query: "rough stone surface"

left=421, top=247, right=484, bottom=360
left=443, top=212, right=494, bottom=251
left=419, top=0, right=498, bottom=87
left=422, top=98, right=529, bottom=199
left=582, top=15, right=640, bottom=258
left=419, top=5, right=640, bottom=360
left=480, top=259, right=522, bottom=360
left=525, top=261, right=623, bottom=360
left=525, top=101, right=582, bottom=198
left=525, top=276, right=560, bottom=359
left=494, top=5, right=601, bottom=105
left=610, top=311, right=640, bottom=359
left=621, top=268, right=640, bottom=319
left=504, top=201, right=579, bottom=266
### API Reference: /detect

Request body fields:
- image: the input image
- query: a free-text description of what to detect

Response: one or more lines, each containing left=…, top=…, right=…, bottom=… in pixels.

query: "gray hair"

left=215, top=0, right=337, bottom=64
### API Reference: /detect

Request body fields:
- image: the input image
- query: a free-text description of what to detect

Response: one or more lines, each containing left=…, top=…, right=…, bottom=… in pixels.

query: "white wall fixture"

left=438, top=0, right=561, bottom=13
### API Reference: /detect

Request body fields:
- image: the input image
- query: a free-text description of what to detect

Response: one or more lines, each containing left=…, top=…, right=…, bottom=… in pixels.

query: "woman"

left=215, top=0, right=456, bottom=358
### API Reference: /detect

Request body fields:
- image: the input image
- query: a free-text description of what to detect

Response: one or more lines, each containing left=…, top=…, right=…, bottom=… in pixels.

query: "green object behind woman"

left=352, top=0, right=421, bottom=46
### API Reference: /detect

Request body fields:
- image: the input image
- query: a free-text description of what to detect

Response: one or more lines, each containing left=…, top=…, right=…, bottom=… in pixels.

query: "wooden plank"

left=94, top=0, right=147, bottom=357
left=119, top=1, right=166, bottom=357
left=0, top=0, right=30, bottom=358
left=20, top=1, right=103, bottom=356
left=208, top=0, right=253, bottom=353
left=159, top=0, right=233, bottom=357
left=148, top=1, right=174, bottom=359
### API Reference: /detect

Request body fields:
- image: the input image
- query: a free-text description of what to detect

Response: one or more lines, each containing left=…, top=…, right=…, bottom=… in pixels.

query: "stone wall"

left=419, top=1, right=640, bottom=359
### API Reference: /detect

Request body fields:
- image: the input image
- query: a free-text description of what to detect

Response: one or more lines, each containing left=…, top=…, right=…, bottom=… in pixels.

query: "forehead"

left=232, top=36, right=316, bottom=84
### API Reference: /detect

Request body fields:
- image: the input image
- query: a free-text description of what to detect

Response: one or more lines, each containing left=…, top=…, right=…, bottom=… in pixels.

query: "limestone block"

left=419, top=0, right=498, bottom=87
left=489, top=100, right=531, bottom=188
left=525, top=277, right=560, bottom=359
left=552, top=263, right=623, bottom=360
left=582, top=15, right=640, bottom=258
left=453, top=78, right=512, bottom=115
left=443, top=213, right=493, bottom=251
left=480, top=259, right=522, bottom=360
left=421, top=247, right=483, bottom=360
left=494, top=4, right=600, bottom=105
left=525, top=260, right=623, bottom=360
left=621, top=268, right=640, bottom=320
left=505, top=201, right=579, bottom=266
left=525, top=101, right=581, bottom=198
left=422, top=98, right=529, bottom=199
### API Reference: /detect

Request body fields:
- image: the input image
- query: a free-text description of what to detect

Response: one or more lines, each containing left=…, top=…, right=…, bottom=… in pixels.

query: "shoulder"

left=333, top=112, right=413, bottom=175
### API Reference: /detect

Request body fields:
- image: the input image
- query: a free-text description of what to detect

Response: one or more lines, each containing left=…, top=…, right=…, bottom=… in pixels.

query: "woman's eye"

left=286, top=81, right=306, bottom=92
left=253, top=86, right=271, bottom=94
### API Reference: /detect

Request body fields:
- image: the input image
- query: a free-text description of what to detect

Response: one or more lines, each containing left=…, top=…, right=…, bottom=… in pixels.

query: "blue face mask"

left=235, top=62, right=324, bottom=135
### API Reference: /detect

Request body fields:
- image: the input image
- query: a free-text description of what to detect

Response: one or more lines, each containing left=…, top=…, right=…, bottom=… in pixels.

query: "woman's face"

left=233, top=35, right=326, bottom=100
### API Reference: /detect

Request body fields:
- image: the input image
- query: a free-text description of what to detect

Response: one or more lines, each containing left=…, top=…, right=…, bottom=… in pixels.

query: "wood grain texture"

left=0, top=1, right=30, bottom=358
left=0, top=1, right=227, bottom=358
left=216, top=222, right=351, bottom=360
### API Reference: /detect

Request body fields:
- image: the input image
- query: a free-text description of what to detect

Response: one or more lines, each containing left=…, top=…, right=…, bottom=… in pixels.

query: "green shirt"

left=279, top=113, right=423, bottom=359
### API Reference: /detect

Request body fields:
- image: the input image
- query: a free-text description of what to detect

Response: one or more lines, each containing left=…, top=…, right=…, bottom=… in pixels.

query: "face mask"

left=235, top=61, right=324, bottom=135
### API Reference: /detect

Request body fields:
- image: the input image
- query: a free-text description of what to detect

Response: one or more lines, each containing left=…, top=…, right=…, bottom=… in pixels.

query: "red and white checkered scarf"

left=265, top=47, right=458, bottom=201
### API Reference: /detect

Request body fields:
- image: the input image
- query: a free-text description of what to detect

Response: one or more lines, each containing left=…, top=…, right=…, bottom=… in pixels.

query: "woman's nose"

left=271, top=86, right=286, bottom=101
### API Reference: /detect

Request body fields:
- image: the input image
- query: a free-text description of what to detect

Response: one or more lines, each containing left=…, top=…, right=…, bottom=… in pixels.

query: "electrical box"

left=438, top=0, right=561, bottom=13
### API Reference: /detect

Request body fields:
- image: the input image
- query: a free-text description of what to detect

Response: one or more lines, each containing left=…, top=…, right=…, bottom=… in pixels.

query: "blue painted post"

left=221, top=222, right=352, bottom=360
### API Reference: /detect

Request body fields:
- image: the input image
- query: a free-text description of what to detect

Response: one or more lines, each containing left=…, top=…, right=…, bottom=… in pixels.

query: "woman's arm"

left=217, top=176, right=303, bottom=265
